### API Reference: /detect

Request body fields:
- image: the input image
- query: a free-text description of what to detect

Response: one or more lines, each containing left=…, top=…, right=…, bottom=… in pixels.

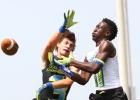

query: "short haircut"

left=102, top=18, right=118, bottom=41
left=58, top=29, right=76, bottom=51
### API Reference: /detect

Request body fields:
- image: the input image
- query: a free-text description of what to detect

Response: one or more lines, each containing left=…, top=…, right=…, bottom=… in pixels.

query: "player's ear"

left=57, top=42, right=60, bottom=48
left=105, top=31, right=111, bottom=38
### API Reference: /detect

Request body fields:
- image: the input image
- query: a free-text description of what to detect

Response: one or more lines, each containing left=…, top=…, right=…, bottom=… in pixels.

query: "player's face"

left=57, top=38, right=74, bottom=57
left=92, top=22, right=110, bottom=42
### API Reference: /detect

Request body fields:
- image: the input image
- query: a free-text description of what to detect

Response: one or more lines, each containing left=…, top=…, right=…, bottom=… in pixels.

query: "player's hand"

left=52, top=53, right=74, bottom=78
left=53, top=59, right=74, bottom=78
left=66, top=10, right=78, bottom=28
left=59, top=10, right=78, bottom=33
left=59, top=13, right=67, bottom=33
left=36, top=82, right=53, bottom=100
left=59, top=52, right=74, bottom=65
left=52, top=52, right=74, bottom=66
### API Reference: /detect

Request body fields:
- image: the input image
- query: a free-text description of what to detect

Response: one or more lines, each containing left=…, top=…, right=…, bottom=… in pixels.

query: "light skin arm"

left=52, top=77, right=73, bottom=88
left=52, top=65, right=79, bottom=88
left=39, top=10, right=81, bottom=91
left=41, top=32, right=76, bottom=88
left=42, top=32, right=62, bottom=67
left=42, top=11, right=67, bottom=65
left=70, top=41, right=115, bottom=74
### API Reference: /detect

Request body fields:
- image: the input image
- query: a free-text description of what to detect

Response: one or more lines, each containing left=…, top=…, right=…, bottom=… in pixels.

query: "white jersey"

left=86, top=46, right=121, bottom=90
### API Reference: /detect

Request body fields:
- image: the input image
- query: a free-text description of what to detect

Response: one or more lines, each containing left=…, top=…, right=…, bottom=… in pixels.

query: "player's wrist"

left=46, top=82, right=53, bottom=90
left=59, top=65, right=74, bottom=78
left=53, top=55, right=74, bottom=78
left=59, top=25, right=66, bottom=33
left=36, top=82, right=53, bottom=100
left=37, top=82, right=53, bottom=93
left=59, top=13, right=67, bottom=33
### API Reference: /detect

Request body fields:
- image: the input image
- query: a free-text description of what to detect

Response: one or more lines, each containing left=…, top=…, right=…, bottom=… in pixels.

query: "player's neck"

left=96, top=39, right=107, bottom=46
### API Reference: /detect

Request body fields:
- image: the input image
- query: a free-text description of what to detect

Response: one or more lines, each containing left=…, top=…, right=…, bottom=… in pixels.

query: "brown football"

left=1, top=38, right=19, bottom=55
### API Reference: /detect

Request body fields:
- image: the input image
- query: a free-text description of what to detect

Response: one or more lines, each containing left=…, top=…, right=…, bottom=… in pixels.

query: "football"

left=1, top=38, right=19, bottom=55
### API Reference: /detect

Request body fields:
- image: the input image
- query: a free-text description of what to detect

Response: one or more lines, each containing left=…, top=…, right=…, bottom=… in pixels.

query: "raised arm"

left=42, top=13, right=67, bottom=66
left=36, top=10, right=79, bottom=100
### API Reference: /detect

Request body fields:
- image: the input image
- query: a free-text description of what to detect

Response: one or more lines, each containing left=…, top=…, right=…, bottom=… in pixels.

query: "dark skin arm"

left=67, top=58, right=93, bottom=85
left=51, top=40, right=116, bottom=85
left=73, top=58, right=92, bottom=85
left=70, top=40, right=115, bottom=74
left=68, top=70, right=89, bottom=85
left=66, top=40, right=116, bottom=85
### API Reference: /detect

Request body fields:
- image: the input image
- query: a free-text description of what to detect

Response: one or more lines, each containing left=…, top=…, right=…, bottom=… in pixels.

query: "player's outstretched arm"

left=42, top=12, right=67, bottom=65
left=53, top=57, right=88, bottom=85
left=42, top=10, right=78, bottom=65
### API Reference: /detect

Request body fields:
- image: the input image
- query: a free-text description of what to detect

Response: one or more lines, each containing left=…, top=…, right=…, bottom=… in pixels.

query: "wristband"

left=59, top=13, right=67, bottom=33
left=59, top=26, right=66, bottom=33
left=93, top=58, right=105, bottom=67
left=54, top=56, right=74, bottom=78
left=46, top=82, right=53, bottom=90
left=60, top=64, right=74, bottom=78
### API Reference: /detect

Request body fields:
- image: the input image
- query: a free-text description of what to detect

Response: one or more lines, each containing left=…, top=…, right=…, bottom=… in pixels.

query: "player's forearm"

left=70, top=60, right=99, bottom=74
left=70, top=72, right=88, bottom=85
left=45, top=32, right=61, bottom=51
left=52, top=79, right=73, bottom=88
left=42, top=32, right=61, bottom=61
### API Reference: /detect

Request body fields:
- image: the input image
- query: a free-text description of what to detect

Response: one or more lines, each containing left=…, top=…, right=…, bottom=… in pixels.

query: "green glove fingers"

left=59, top=10, right=77, bottom=32
left=59, top=52, right=74, bottom=65
left=65, top=10, right=78, bottom=28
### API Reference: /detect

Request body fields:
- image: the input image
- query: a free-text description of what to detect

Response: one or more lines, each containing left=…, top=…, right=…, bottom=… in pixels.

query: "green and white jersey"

left=86, top=46, right=121, bottom=90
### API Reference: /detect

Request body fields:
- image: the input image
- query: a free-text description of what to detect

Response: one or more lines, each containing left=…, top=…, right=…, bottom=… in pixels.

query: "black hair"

left=102, top=18, right=118, bottom=40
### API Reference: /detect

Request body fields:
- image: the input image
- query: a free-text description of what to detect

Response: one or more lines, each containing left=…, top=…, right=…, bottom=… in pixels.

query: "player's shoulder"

left=100, top=40, right=115, bottom=51
left=100, top=40, right=114, bottom=47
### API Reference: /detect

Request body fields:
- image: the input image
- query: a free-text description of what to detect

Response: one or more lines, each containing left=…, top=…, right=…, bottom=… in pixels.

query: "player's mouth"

left=63, top=48, right=70, bottom=53
left=92, top=32, right=96, bottom=38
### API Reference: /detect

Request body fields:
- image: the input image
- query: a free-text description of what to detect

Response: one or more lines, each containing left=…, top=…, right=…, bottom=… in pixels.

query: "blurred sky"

left=0, top=0, right=139, bottom=100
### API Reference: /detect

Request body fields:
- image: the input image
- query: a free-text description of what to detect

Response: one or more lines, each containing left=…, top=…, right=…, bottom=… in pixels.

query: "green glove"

left=65, top=10, right=78, bottom=28
left=58, top=52, right=74, bottom=65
